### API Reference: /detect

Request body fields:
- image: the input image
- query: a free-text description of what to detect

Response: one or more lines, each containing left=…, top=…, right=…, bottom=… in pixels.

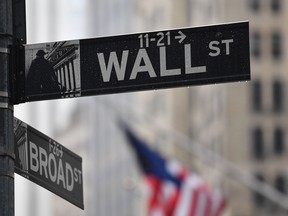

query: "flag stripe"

left=122, top=126, right=226, bottom=216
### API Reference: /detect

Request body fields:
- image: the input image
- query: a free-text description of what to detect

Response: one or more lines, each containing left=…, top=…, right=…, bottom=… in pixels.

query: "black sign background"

left=80, top=21, right=250, bottom=96
left=14, top=118, right=84, bottom=209
left=14, top=21, right=250, bottom=103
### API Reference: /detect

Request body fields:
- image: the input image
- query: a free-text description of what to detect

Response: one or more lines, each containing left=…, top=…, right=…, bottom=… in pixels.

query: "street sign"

left=14, top=117, right=84, bottom=209
left=13, top=21, right=250, bottom=104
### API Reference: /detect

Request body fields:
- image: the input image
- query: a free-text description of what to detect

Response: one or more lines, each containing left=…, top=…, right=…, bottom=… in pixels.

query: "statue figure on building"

left=26, top=49, right=62, bottom=95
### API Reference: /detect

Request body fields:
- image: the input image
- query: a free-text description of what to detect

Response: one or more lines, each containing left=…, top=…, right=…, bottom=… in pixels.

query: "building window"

left=251, top=32, right=261, bottom=58
left=252, top=81, right=262, bottom=111
left=274, top=127, right=285, bottom=154
left=271, top=32, right=283, bottom=60
left=273, top=80, right=284, bottom=112
left=275, top=174, right=286, bottom=194
left=249, top=0, right=260, bottom=11
left=271, top=0, right=281, bottom=13
left=252, top=127, right=264, bottom=159
left=253, top=173, right=266, bottom=206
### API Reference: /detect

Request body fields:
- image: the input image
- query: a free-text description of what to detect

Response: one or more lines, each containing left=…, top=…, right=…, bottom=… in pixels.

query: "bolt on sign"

left=14, top=117, right=84, bottom=209
left=12, top=21, right=250, bottom=104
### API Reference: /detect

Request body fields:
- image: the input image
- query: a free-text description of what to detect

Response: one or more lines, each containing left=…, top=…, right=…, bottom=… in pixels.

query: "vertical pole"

left=0, top=0, right=14, bottom=216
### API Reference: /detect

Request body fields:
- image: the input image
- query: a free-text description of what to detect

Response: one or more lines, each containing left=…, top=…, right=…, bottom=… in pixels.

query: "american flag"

left=123, top=126, right=226, bottom=216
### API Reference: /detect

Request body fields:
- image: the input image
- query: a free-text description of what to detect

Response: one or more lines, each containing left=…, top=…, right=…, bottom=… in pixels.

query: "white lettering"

left=160, top=46, right=181, bottom=76
left=29, top=142, right=82, bottom=192
left=96, top=44, right=210, bottom=82
left=48, top=154, right=57, bottom=182
left=222, top=39, right=233, bottom=55
left=209, top=39, right=234, bottom=57
left=74, top=168, right=79, bottom=183
left=130, top=48, right=156, bottom=79
left=39, top=147, right=48, bottom=178
left=29, top=141, right=39, bottom=172
left=209, top=41, right=220, bottom=57
left=74, top=169, right=82, bottom=185
left=98, top=50, right=129, bottom=82
left=77, top=169, right=82, bottom=184
left=57, top=159, right=66, bottom=189
left=74, top=168, right=82, bottom=184
left=65, top=163, right=74, bottom=191
left=185, top=44, right=207, bottom=74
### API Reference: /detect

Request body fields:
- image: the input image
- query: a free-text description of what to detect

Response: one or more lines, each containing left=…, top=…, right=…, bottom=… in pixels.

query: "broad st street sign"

left=14, top=117, right=84, bottom=209
left=13, top=21, right=250, bottom=103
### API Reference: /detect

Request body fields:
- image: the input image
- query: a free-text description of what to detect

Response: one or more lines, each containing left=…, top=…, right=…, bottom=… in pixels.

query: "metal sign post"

left=0, top=1, right=14, bottom=215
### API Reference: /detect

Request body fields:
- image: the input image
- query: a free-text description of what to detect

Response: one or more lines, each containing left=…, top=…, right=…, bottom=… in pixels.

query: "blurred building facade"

left=188, top=0, right=288, bottom=215
left=136, top=0, right=288, bottom=215
left=229, top=1, right=288, bottom=215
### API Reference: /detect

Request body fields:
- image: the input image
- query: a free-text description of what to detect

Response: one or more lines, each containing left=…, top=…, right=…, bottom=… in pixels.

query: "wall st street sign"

left=14, top=118, right=84, bottom=209
left=13, top=21, right=250, bottom=104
